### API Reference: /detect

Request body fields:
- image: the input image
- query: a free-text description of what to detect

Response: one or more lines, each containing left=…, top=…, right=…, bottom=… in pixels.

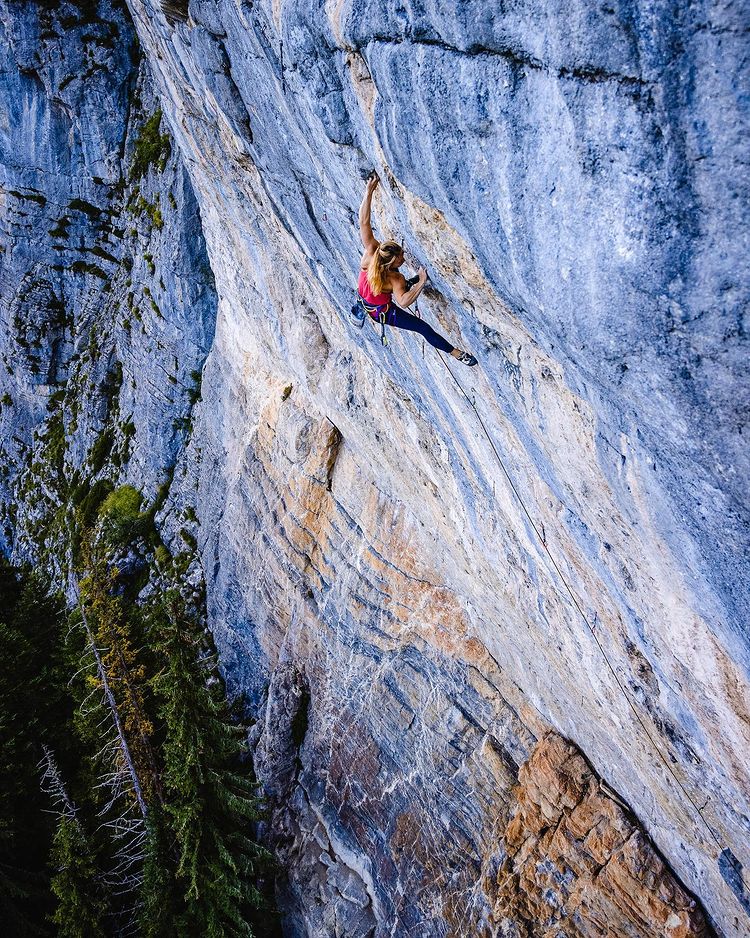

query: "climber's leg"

left=388, top=307, right=455, bottom=354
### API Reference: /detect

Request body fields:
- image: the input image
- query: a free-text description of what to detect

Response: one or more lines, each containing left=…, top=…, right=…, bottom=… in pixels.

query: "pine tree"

left=150, top=590, right=272, bottom=936
left=39, top=745, right=108, bottom=938
left=0, top=488, right=280, bottom=937
left=0, top=820, right=50, bottom=937
left=138, top=805, right=180, bottom=938
left=77, top=539, right=162, bottom=808
left=67, top=499, right=163, bottom=925
left=0, top=561, right=70, bottom=934
left=49, top=814, right=107, bottom=938
left=0, top=562, right=69, bottom=810
left=66, top=590, right=149, bottom=931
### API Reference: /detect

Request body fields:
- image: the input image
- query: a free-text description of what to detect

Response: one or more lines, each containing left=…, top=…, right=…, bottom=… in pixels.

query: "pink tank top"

left=358, top=269, right=391, bottom=306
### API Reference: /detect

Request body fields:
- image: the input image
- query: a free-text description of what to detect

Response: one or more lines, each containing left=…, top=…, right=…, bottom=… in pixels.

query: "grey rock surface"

left=1, top=0, right=748, bottom=936
left=0, top=0, right=217, bottom=575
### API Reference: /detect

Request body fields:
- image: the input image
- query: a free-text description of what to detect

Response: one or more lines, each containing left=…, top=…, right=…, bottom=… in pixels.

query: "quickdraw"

left=378, top=307, right=388, bottom=346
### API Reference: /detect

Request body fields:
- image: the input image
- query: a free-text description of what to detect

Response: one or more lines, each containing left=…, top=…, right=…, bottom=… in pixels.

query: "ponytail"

left=367, top=240, right=402, bottom=295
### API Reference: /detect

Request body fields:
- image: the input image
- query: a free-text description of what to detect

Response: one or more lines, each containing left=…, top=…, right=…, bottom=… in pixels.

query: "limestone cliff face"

left=0, top=0, right=216, bottom=572
left=495, top=734, right=709, bottom=937
left=1, top=1, right=748, bottom=936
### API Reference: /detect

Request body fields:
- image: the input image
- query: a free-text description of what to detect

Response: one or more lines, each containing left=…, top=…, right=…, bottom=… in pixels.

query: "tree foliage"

left=49, top=815, right=107, bottom=938
left=148, top=590, right=272, bottom=936
left=0, top=482, right=278, bottom=936
left=0, top=561, right=69, bottom=934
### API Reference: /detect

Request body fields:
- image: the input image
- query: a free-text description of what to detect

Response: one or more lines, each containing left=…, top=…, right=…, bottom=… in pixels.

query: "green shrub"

left=179, top=528, right=197, bottom=551
left=154, top=544, right=172, bottom=569
left=127, top=194, right=164, bottom=231
left=89, top=246, right=117, bottom=263
left=70, top=261, right=108, bottom=280
left=71, top=477, right=114, bottom=563
left=47, top=389, right=65, bottom=410
left=89, top=427, right=115, bottom=473
left=42, top=412, right=66, bottom=478
left=68, top=198, right=101, bottom=218
left=97, top=485, right=143, bottom=544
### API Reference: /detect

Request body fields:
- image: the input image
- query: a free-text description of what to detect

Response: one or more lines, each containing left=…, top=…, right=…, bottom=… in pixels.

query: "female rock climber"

left=355, top=173, right=477, bottom=366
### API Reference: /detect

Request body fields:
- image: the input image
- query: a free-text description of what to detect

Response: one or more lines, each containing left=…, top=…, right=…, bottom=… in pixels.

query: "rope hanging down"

left=435, top=350, right=747, bottom=892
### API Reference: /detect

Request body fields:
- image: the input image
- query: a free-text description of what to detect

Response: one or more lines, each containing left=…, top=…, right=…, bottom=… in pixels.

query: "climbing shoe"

left=457, top=351, right=478, bottom=366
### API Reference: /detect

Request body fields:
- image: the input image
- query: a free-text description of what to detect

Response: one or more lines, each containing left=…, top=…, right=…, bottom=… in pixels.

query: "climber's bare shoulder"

left=387, top=269, right=407, bottom=292
left=360, top=243, right=379, bottom=270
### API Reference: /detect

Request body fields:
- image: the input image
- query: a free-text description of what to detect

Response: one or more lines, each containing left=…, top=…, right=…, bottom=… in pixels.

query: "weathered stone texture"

left=117, top=0, right=747, bottom=932
left=1, top=0, right=748, bottom=936
left=491, top=733, right=709, bottom=937
left=0, top=0, right=216, bottom=571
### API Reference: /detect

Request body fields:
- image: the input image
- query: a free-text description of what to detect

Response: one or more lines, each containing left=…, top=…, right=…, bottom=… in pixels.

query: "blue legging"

left=378, top=305, right=455, bottom=354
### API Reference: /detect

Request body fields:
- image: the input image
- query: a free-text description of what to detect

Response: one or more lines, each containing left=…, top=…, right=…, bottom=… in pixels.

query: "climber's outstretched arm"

left=359, top=173, right=379, bottom=251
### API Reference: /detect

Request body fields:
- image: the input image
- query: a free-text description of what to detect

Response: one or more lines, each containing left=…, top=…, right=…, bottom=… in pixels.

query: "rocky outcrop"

left=120, top=1, right=747, bottom=933
left=492, top=734, right=709, bottom=937
left=1, top=0, right=748, bottom=936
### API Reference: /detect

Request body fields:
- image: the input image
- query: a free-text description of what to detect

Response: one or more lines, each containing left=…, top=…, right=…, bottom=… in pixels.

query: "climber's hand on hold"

left=394, top=268, right=427, bottom=308
left=366, top=172, right=379, bottom=197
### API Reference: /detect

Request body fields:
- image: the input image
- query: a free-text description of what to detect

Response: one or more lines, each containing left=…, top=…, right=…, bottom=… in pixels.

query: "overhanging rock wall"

left=124, top=0, right=749, bottom=934
left=2, top=0, right=748, bottom=934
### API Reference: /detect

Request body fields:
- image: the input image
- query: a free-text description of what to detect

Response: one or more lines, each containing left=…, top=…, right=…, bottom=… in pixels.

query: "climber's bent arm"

left=391, top=272, right=424, bottom=309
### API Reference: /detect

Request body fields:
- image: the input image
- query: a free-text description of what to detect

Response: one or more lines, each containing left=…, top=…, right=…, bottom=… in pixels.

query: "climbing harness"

left=351, top=274, right=422, bottom=345
left=352, top=295, right=391, bottom=345
left=436, top=350, right=748, bottom=894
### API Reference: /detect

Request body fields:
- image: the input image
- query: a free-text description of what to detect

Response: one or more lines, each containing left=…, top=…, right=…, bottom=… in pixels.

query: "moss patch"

left=70, top=260, right=108, bottom=280
left=129, top=109, right=171, bottom=182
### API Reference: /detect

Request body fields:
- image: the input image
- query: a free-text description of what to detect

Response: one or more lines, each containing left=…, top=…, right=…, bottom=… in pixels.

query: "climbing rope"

left=357, top=272, right=746, bottom=895
left=435, top=349, right=747, bottom=892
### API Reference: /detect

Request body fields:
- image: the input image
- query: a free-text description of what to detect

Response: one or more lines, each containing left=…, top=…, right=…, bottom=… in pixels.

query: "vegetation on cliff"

left=0, top=485, right=278, bottom=936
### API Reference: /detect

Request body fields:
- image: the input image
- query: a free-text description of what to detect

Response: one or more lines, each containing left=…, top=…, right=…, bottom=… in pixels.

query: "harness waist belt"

left=357, top=294, right=391, bottom=319
left=357, top=294, right=391, bottom=345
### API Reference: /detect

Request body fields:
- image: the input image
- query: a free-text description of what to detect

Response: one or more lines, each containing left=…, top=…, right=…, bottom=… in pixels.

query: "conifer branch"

left=69, top=573, right=148, bottom=820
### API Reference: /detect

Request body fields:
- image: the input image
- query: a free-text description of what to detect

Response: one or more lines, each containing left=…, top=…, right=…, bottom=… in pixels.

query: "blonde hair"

left=367, top=240, right=402, bottom=295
